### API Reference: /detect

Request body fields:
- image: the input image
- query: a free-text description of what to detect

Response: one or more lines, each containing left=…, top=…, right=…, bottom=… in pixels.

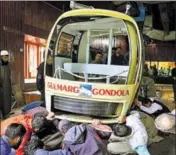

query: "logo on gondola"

left=79, top=84, right=92, bottom=97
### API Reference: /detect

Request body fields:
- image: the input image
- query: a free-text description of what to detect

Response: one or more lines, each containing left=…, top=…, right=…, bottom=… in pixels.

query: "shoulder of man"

left=1, top=136, right=12, bottom=155
left=37, top=62, right=44, bottom=70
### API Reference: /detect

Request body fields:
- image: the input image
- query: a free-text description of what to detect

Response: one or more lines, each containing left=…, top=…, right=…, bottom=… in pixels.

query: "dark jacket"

left=33, top=120, right=58, bottom=139
left=63, top=124, right=109, bottom=155
left=111, top=53, right=129, bottom=66
left=151, top=100, right=171, bottom=117
left=0, top=60, right=12, bottom=117
left=36, top=62, right=53, bottom=92
left=24, top=134, right=70, bottom=155
left=0, top=136, right=15, bottom=155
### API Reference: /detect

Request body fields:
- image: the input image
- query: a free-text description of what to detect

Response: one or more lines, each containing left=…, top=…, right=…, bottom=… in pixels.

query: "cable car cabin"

left=44, top=9, right=143, bottom=124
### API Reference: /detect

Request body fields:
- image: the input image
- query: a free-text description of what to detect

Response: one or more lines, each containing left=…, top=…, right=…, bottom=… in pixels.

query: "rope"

left=54, top=66, right=128, bottom=81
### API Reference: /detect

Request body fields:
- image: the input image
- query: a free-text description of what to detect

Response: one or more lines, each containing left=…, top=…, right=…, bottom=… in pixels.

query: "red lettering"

left=99, top=89, right=105, bottom=95
left=47, top=82, right=52, bottom=88
left=57, top=84, right=62, bottom=90
left=74, top=87, right=79, bottom=93
left=68, top=86, right=72, bottom=92
left=126, top=90, right=129, bottom=96
left=47, top=82, right=79, bottom=94
left=92, top=88, right=98, bottom=95
left=92, top=88, right=129, bottom=97
left=111, top=90, right=116, bottom=96
left=48, top=82, right=130, bottom=97
left=116, top=90, right=121, bottom=96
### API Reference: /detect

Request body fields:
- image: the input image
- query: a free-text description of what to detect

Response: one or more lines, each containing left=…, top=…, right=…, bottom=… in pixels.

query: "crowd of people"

left=1, top=35, right=176, bottom=155
left=0, top=95, right=175, bottom=155
left=90, top=36, right=129, bottom=66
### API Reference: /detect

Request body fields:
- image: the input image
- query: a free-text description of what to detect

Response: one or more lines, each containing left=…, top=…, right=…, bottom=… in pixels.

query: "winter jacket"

left=34, top=149, right=71, bottom=155
left=36, top=62, right=53, bottom=92
left=1, top=114, right=33, bottom=155
left=0, top=136, right=15, bottom=155
left=63, top=124, right=109, bottom=155
left=126, top=112, right=148, bottom=149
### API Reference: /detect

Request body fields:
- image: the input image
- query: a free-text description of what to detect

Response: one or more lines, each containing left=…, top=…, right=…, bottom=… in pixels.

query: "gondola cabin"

left=44, top=9, right=143, bottom=123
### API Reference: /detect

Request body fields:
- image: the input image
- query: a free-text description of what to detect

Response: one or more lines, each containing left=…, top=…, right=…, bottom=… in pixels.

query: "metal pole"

left=106, top=28, right=113, bottom=83
left=85, top=29, right=90, bottom=82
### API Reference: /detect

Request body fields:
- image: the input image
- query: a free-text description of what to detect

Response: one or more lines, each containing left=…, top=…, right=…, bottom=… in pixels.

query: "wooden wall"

left=0, top=1, right=63, bottom=90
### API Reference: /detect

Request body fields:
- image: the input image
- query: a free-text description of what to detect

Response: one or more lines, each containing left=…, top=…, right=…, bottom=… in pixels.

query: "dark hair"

left=33, top=111, right=48, bottom=118
left=73, top=45, right=78, bottom=50
left=96, top=52, right=103, bottom=56
left=5, top=123, right=26, bottom=139
left=24, top=135, right=43, bottom=155
left=32, top=114, right=47, bottom=130
left=112, top=47, right=117, bottom=51
left=113, top=124, right=131, bottom=137
left=117, top=35, right=129, bottom=51
left=138, top=96, right=152, bottom=105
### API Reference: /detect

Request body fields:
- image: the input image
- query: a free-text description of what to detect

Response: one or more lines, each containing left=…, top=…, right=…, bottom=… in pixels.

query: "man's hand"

left=46, top=112, right=55, bottom=120
left=116, top=115, right=126, bottom=124
left=92, top=119, right=101, bottom=126
left=134, top=98, right=142, bottom=107
left=91, top=119, right=112, bottom=132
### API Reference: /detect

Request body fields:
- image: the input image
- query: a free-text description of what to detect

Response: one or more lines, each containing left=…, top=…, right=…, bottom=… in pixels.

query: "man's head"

left=73, top=45, right=78, bottom=51
left=32, top=113, right=48, bottom=133
left=113, top=124, right=132, bottom=137
left=24, top=135, right=43, bottom=155
left=58, top=119, right=73, bottom=135
left=116, top=36, right=129, bottom=56
left=94, top=52, right=103, bottom=63
left=46, top=54, right=53, bottom=65
left=5, top=123, right=26, bottom=149
left=155, top=113, right=175, bottom=134
left=138, top=96, right=152, bottom=107
left=112, top=47, right=117, bottom=54
left=0, top=50, right=9, bottom=63
left=143, top=64, right=149, bottom=76
left=115, top=47, right=121, bottom=57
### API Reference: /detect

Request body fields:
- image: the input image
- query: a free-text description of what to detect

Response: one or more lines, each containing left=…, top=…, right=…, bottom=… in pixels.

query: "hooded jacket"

left=0, top=136, right=15, bottom=155
left=63, top=124, right=109, bottom=155
left=1, top=114, right=33, bottom=155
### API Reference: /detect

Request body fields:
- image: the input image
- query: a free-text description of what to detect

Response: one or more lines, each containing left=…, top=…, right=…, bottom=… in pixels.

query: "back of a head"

left=138, top=96, right=151, bottom=104
left=5, top=123, right=26, bottom=139
left=24, top=135, right=43, bottom=155
left=58, top=119, right=73, bottom=134
left=113, top=124, right=131, bottom=137
left=32, top=114, right=47, bottom=131
left=155, top=113, right=175, bottom=134
left=96, top=52, right=102, bottom=55
left=0, top=50, right=9, bottom=56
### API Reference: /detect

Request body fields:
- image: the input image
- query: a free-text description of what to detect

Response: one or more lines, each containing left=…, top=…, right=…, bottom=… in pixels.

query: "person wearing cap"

left=58, top=119, right=110, bottom=155
left=139, top=65, right=156, bottom=98
left=0, top=50, right=12, bottom=119
left=134, top=96, right=170, bottom=117
left=155, top=110, right=175, bottom=134
left=108, top=111, right=150, bottom=155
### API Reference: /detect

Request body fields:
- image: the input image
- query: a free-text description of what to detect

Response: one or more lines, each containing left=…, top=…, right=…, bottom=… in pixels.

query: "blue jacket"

left=63, top=124, right=109, bottom=155
left=0, top=136, right=15, bottom=155
left=34, top=149, right=71, bottom=155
